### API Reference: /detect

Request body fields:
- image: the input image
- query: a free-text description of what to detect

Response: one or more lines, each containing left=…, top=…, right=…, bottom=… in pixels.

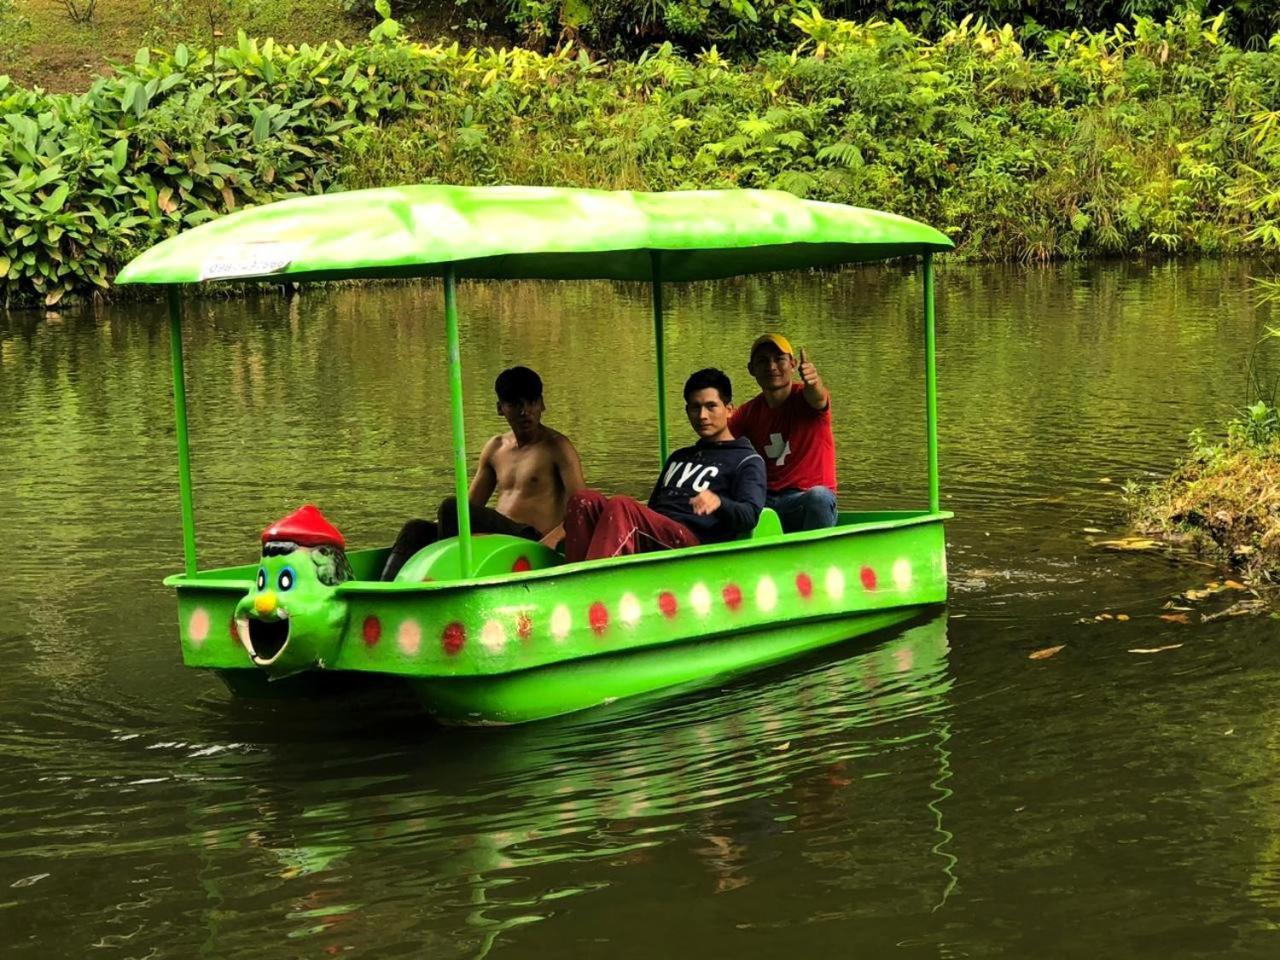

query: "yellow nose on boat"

left=254, top=590, right=278, bottom=616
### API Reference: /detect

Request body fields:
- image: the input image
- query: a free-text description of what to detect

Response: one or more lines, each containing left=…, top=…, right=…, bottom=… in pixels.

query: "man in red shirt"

left=728, top=333, right=837, bottom=533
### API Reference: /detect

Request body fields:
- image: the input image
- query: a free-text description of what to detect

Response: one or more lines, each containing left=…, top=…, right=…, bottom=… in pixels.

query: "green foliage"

left=0, top=0, right=32, bottom=65
left=3, top=9, right=1280, bottom=306
left=348, top=1, right=1280, bottom=54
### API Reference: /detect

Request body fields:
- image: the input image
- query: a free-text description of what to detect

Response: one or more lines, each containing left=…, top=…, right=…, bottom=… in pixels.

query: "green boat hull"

left=167, top=510, right=948, bottom=725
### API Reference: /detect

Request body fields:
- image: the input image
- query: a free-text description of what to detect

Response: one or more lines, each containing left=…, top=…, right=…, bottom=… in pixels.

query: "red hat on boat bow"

left=262, top=504, right=346, bottom=550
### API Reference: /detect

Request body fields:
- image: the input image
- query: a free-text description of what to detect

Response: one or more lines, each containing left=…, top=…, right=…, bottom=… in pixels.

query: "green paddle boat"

left=116, top=185, right=953, bottom=725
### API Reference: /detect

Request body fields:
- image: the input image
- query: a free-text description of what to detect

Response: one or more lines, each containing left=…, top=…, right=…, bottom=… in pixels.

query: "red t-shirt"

left=730, top=384, right=836, bottom=492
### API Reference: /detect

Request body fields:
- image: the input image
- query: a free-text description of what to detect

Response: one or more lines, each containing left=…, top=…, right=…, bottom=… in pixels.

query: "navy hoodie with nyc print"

left=647, top=436, right=766, bottom=543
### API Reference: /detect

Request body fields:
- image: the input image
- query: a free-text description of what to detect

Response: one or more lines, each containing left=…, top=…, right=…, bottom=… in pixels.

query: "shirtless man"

left=380, top=366, right=586, bottom=580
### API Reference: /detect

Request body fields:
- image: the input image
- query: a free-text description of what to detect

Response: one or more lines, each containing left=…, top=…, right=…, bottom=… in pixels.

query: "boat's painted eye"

left=256, top=568, right=267, bottom=591
left=278, top=566, right=295, bottom=592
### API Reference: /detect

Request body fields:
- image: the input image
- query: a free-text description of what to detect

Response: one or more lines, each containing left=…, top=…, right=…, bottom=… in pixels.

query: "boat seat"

left=395, top=534, right=563, bottom=583
left=741, top=507, right=783, bottom=540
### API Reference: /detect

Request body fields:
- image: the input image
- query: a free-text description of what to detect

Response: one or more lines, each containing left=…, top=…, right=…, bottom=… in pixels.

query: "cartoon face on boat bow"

left=234, top=505, right=353, bottom=678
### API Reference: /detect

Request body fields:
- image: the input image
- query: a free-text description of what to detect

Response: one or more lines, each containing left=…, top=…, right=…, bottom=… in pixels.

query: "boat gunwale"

left=162, top=509, right=953, bottom=593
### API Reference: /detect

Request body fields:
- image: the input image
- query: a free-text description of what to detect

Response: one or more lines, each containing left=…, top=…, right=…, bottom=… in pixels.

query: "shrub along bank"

left=2, top=8, right=1279, bottom=307
left=1127, top=399, right=1280, bottom=584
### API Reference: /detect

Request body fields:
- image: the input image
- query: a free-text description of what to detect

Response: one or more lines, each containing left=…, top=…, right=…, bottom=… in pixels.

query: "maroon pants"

left=564, top=489, right=699, bottom=562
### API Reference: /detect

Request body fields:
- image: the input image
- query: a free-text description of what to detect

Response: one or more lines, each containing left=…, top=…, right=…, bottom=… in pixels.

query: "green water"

left=3, top=260, right=1280, bottom=957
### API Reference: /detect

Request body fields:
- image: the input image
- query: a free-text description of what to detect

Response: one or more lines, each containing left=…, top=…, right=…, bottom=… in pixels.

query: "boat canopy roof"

left=116, top=185, right=953, bottom=285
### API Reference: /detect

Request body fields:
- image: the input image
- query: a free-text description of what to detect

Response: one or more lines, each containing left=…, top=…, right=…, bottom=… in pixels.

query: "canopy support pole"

left=167, top=287, right=197, bottom=577
left=444, top=266, right=473, bottom=577
left=651, top=250, right=668, bottom=466
left=923, top=253, right=940, bottom=514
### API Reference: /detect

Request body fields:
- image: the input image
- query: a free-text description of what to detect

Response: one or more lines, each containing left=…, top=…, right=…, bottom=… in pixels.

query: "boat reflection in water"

left=191, top=613, right=956, bottom=957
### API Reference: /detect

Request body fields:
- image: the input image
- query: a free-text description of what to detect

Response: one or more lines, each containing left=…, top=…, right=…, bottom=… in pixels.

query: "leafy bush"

left=2, top=8, right=1280, bottom=306
left=347, top=1, right=1280, bottom=54
left=0, top=0, right=31, bottom=64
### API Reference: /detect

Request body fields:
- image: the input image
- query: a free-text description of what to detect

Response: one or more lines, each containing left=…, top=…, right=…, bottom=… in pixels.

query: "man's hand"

left=689, top=490, right=722, bottom=516
left=797, top=347, right=820, bottom=389
left=796, top=346, right=828, bottom=410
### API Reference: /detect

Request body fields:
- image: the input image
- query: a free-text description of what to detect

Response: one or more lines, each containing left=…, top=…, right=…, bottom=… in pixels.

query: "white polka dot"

left=481, top=619, right=507, bottom=653
left=398, top=619, right=422, bottom=655
left=690, top=583, right=712, bottom=617
left=825, top=566, right=846, bottom=600
left=188, top=608, right=210, bottom=647
left=756, top=575, right=778, bottom=613
left=619, top=592, right=642, bottom=626
left=893, top=558, right=913, bottom=592
left=551, top=604, right=572, bottom=642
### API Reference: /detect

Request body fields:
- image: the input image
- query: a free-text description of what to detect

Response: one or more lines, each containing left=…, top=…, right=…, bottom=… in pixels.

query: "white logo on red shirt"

left=764, top=432, right=791, bottom=466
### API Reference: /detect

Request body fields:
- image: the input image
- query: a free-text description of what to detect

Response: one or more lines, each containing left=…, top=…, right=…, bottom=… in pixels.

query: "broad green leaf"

left=40, top=183, right=69, bottom=214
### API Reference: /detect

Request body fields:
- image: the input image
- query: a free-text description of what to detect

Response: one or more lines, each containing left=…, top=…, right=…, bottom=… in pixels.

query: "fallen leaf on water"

left=1029, top=645, right=1066, bottom=660
left=1096, top=613, right=1115, bottom=621
left=772, top=741, right=791, bottom=751
left=1099, top=477, right=1113, bottom=484
left=1095, top=537, right=1161, bottom=551
left=10, top=873, right=50, bottom=889
left=1183, top=588, right=1213, bottom=601
left=1224, top=580, right=1248, bottom=591
left=1128, top=644, right=1183, bottom=654
left=1224, top=729, right=1235, bottom=736
left=1162, top=602, right=1194, bottom=611
left=1083, top=527, right=1105, bottom=534
left=1159, top=613, right=1191, bottom=624
left=1116, top=613, right=1131, bottom=621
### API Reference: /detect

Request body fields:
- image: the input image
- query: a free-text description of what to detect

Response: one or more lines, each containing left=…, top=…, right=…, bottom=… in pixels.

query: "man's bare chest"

left=494, top=448, right=557, bottom=492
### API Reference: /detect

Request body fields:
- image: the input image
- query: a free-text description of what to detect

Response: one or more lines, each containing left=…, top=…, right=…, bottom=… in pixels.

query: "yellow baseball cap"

left=750, top=333, right=794, bottom=360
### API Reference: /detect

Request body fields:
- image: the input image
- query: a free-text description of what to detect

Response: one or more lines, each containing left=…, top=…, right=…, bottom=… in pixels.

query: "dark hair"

left=494, top=366, right=543, bottom=404
left=683, top=368, right=732, bottom=405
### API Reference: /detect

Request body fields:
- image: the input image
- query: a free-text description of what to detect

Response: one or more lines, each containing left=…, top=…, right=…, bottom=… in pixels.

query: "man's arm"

left=796, top=347, right=829, bottom=411
left=539, top=437, right=588, bottom=548
left=554, top=436, right=587, bottom=498
left=467, top=436, right=501, bottom=508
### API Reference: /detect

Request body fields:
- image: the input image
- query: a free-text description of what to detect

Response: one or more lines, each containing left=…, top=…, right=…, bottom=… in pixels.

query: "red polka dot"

left=589, top=602, right=609, bottom=636
left=860, top=566, right=877, bottom=590
left=796, top=572, right=813, bottom=598
left=512, top=556, right=532, bottom=573
left=442, top=622, right=466, bottom=655
left=722, top=583, right=743, bottom=611
left=516, top=613, right=533, bottom=642
left=658, top=591, right=678, bottom=619
left=362, top=615, right=382, bottom=647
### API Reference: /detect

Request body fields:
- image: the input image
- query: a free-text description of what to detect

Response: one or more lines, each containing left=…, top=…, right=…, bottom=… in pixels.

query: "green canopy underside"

left=115, top=185, right=953, bottom=285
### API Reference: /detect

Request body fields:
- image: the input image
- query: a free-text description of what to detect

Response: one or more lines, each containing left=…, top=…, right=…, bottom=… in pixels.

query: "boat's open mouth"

left=245, top=615, right=290, bottom=664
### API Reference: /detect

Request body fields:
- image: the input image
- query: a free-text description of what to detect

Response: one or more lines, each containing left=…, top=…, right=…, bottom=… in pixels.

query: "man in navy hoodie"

left=564, top=368, right=766, bottom=562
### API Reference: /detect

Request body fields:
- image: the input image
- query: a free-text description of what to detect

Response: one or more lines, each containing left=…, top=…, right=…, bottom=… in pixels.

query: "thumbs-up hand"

left=796, top=347, right=820, bottom=388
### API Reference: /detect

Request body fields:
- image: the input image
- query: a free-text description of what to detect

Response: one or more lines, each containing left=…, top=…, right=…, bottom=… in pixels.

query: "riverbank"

left=2, top=9, right=1279, bottom=307
left=1127, top=399, right=1280, bottom=584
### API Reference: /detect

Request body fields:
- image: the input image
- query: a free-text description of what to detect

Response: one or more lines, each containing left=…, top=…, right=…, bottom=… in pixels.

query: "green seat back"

left=742, top=507, right=783, bottom=540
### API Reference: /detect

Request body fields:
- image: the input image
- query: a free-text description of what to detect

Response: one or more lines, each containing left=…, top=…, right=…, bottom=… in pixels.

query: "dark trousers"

left=380, top=497, right=540, bottom=581
left=563, top=489, right=699, bottom=563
